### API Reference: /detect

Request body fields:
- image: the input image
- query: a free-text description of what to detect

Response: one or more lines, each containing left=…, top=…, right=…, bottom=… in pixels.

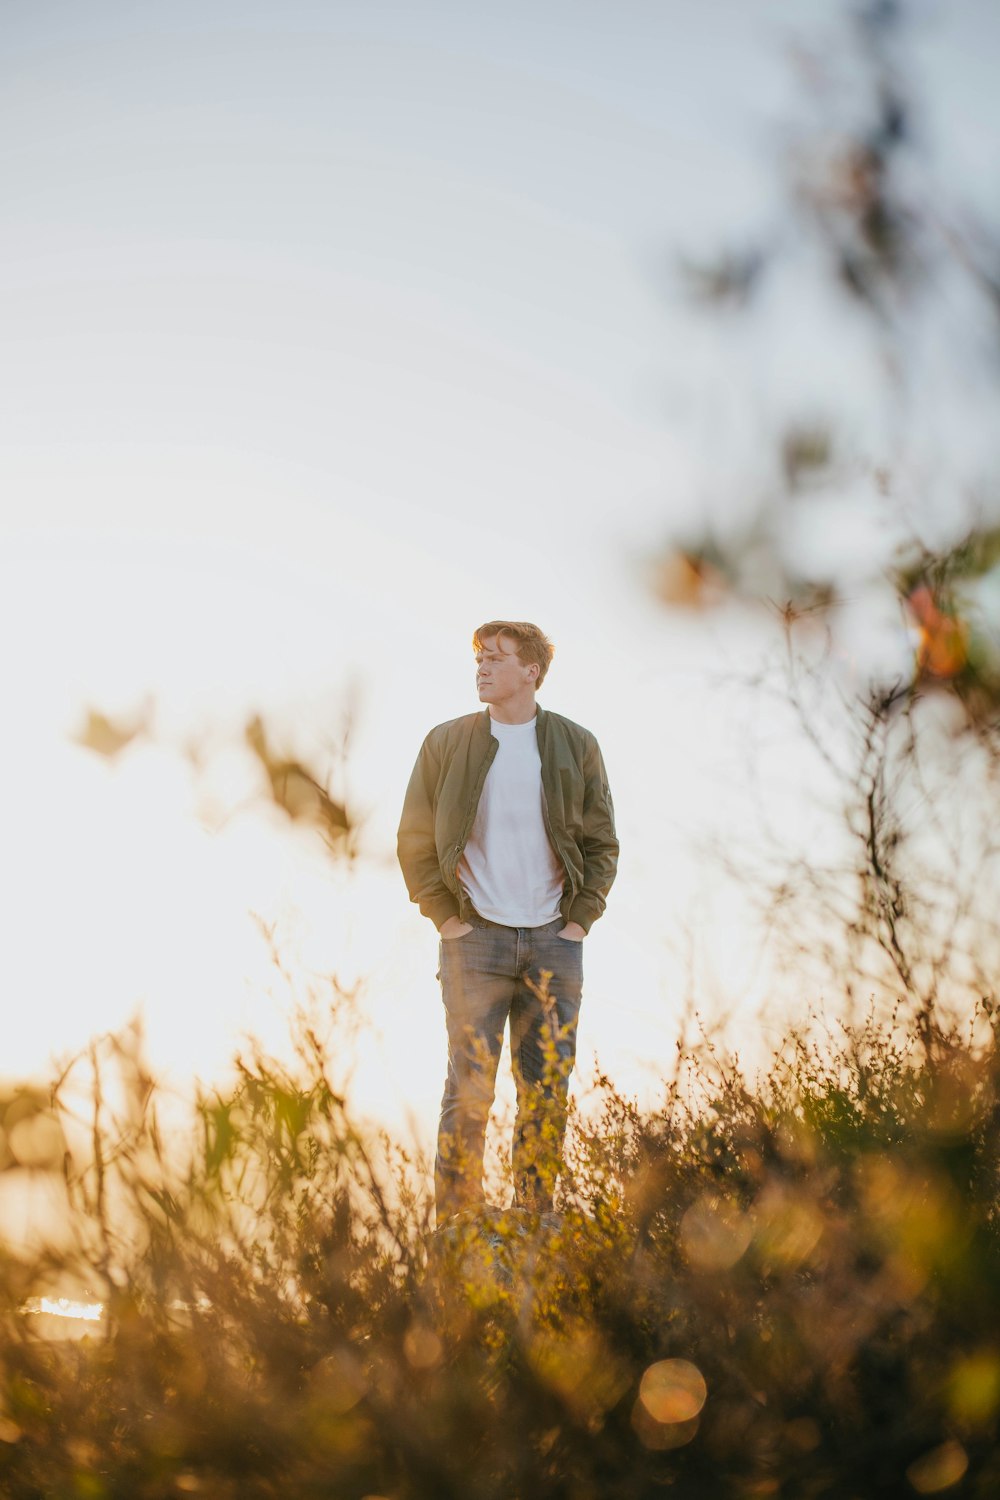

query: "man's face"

left=475, top=634, right=537, bottom=705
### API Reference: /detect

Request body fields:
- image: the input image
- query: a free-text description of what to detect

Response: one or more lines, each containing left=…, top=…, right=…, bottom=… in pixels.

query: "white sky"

left=2, top=0, right=998, bottom=1152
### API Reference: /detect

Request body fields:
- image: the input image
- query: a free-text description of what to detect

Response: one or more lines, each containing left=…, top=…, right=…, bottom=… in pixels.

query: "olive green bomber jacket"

left=397, top=705, right=618, bottom=933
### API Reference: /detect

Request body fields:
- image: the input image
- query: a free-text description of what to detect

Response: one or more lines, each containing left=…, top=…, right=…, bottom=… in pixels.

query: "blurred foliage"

left=0, top=1088, right=65, bottom=1174
left=654, top=0, right=1000, bottom=1047
left=74, top=703, right=353, bottom=854
left=73, top=705, right=152, bottom=760
left=657, top=0, right=1000, bottom=723
left=2, top=1007, right=1000, bottom=1495
left=244, top=714, right=350, bottom=851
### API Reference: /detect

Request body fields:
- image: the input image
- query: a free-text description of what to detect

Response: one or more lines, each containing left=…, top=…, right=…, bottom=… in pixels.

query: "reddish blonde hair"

left=472, top=620, right=555, bottom=688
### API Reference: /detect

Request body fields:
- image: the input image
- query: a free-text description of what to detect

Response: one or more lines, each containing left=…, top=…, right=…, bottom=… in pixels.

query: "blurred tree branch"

left=655, top=0, right=1000, bottom=1035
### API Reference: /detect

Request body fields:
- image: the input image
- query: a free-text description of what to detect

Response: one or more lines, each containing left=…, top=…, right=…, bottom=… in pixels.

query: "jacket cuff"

left=424, top=894, right=461, bottom=931
left=567, top=898, right=601, bottom=933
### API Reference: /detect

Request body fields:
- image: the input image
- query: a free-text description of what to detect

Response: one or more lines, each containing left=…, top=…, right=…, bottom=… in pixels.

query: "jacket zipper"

left=451, top=734, right=498, bottom=885
left=537, top=722, right=573, bottom=901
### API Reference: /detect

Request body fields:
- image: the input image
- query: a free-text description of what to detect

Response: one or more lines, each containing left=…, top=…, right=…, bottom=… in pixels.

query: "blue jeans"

left=435, top=916, right=584, bottom=1220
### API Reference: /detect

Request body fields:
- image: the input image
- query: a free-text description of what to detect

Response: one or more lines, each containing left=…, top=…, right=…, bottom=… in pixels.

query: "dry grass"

left=1, top=997, right=999, bottom=1498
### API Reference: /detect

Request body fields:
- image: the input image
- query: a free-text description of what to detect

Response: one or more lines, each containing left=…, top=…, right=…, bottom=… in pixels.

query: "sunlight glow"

left=23, top=1296, right=104, bottom=1323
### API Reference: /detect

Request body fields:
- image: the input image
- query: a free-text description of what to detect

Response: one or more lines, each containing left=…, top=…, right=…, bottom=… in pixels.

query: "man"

left=397, top=620, right=618, bottom=1222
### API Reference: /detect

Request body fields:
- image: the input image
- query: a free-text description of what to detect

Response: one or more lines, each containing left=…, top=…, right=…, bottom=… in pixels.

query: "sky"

left=2, top=0, right=999, bottom=1155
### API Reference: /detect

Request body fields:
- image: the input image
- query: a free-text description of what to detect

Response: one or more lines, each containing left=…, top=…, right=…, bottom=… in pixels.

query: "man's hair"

left=472, top=620, right=555, bottom=688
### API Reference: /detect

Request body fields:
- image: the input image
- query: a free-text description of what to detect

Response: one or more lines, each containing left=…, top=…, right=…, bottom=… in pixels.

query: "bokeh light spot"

left=948, top=1351, right=1000, bottom=1429
left=403, top=1323, right=443, bottom=1370
left=638, top=1359, right=708, bottom=1425
left=680, top=1193, right=752, bottom=1271
left=307, top=1349, right=366, bottom=1415
left=753, top=1184, right=824, bottom=1268
left=906, top=1440, right=968, bottom=1494
left=631, top=1401, right=700, bottom=1451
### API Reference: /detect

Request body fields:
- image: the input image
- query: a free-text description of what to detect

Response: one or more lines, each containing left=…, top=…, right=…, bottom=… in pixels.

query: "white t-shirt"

left=457, top=716, right=565, bottom=927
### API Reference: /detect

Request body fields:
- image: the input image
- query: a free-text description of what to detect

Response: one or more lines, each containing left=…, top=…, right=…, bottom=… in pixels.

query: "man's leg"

left=509, top=920, right=584, bottom=1212
left=435, top=921, right=516, bottom=1222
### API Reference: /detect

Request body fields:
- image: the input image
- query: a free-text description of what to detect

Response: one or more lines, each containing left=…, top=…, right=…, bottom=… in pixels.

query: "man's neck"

left=489, top=694, right=537, bottom=726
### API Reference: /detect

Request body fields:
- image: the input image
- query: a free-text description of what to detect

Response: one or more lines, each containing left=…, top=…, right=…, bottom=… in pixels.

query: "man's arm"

left=566, top=738, right=619, bottom=933
left=397, top=736, right=461, bottom=931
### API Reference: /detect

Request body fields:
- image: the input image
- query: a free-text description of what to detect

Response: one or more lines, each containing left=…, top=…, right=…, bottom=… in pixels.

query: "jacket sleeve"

left=567, top=738, right=619, bottom=932
left=397, top=735, right=461, bottom=931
